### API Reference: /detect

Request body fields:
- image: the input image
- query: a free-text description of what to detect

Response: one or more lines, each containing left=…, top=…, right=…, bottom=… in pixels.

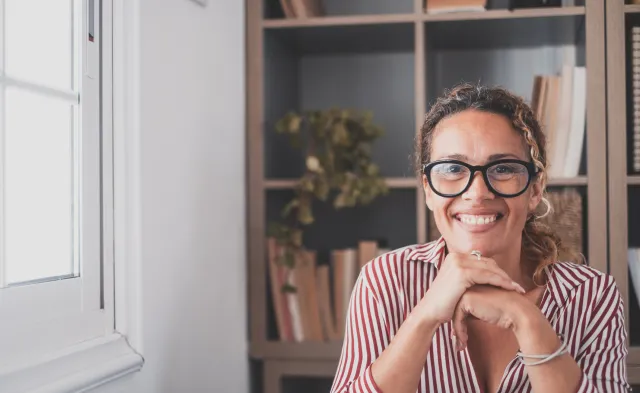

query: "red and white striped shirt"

left=330, top=237, right=631, bottom=393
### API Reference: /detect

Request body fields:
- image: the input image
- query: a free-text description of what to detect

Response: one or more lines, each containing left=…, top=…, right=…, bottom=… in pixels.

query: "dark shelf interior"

left=264, top=22, right=415, bottom=55
left=425, top=14, right=585, bottom=102
left=265, top=188, right=417, bottom=260
left=426, top=13, right=584, bottom=51
left=264, top=29, right=416, bottom=179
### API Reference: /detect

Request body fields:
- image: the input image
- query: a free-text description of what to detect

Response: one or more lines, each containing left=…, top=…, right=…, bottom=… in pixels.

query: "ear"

left=528, top=178, right=543, bottom=213
left=423, top=174, right=434, bottom=211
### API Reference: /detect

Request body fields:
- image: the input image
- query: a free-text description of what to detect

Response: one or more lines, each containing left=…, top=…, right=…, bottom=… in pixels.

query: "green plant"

left=267, top=108, right=389, bottom=292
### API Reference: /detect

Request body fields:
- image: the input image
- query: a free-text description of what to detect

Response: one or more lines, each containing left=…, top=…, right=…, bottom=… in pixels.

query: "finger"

left=452, top=302, right=468, bottom=351
left=469, top=269, right=526, bottom=294
left=472, top=257, right=513, bottom=281
left=460, top=255, right=510, bottom=280
left=466, top=258, right=526, bottom=294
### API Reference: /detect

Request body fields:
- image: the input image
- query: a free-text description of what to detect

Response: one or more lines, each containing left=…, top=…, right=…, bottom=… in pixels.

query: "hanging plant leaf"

left=314, top=176, right=329, bottom=200
left=283, top=249, right=295, bottom=268
left=281, top=198, right=299, bottom=218
left=281, top=282, right=297, bottom=293
left=267, top=108, right=388, bottom=293
left=290, top=228, right=303, bottom=248
left=297, top=197, right=314, bottom=225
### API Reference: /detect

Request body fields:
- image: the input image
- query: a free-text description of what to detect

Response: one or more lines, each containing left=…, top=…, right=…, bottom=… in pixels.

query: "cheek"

left=433, top=198, right=454, bottom=222
left=505, top=198, right=530, bottom=224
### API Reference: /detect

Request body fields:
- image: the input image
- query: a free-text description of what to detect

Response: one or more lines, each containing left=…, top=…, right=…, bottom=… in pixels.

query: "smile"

left=456, top=214, right=499, bottom=225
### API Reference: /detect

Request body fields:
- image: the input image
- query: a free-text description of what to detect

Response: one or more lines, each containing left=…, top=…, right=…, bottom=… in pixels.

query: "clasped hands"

left=419, top=251, right=542, bottom=352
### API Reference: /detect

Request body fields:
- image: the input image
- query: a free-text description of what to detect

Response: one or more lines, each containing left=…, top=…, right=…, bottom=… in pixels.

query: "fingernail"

left=513, top=282, right=526, bottom=294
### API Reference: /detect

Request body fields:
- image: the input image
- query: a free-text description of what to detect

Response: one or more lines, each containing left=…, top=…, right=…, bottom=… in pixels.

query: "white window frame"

left=0, top=0, right=144, bottom=391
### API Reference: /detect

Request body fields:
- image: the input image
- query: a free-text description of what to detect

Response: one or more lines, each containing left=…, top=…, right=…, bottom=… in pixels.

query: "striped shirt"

left=330, top=237, right=631, bottom=393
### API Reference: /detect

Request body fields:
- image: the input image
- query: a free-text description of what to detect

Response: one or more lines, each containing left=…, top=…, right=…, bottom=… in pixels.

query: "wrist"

left=509, top=297, right=559, bottom=353
left=507, top=296, right=545, bottom=336
left=412, top=300, right=443, bottom=333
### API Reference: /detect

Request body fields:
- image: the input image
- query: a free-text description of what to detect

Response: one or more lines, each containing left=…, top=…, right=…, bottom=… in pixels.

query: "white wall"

left=94, top=0, right=247, bottom=392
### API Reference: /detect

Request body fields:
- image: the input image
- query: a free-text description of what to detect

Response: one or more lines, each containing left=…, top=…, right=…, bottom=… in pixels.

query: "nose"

left=462, top=171, right=494, bottom=200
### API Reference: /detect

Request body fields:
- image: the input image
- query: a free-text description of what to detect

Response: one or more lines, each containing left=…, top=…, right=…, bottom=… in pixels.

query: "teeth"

left=458, top=214, right=497, bottom=225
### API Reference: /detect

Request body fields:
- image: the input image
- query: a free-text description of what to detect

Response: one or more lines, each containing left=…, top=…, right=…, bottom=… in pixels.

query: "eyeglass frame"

left=421, top=158, right=539, bottom=198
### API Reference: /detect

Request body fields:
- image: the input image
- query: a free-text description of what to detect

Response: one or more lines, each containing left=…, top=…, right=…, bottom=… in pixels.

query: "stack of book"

left=425, top=0, right=487, bottom=14
left=631, top=26, right=640, bottom=173
left=278, top=0, right=324, bottom=18
left=530, top=65, right=587, bottom=179
left=267, top=238, right=389, bottom=342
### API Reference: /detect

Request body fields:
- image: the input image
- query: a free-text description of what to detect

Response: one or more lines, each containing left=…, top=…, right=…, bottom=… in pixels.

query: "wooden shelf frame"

left=606, top=0, right=640, bottom=384
left=263, top=13, right=417, bottom=28
left=422, top=5, right=584, bottom=22
left=627, top=4, right=640, bottom=14
left=262, top=6, right=585, bottom=28
left=247, top=0, right=611, bottom=389
left=263, top=176, right=589, bottom=190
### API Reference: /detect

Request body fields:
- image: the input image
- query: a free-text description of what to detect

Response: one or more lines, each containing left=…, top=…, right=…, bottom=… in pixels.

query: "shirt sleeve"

left=329, top=267, right=389, bottom=393
left=573, top=275, right=631, bottom=393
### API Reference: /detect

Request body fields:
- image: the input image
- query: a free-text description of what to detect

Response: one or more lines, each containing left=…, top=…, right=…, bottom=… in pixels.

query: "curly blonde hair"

left=415, top=82, right=582, bottom=285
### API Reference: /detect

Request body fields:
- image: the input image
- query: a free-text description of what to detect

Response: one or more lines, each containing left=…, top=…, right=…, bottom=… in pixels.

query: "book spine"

left=632, top=27, right=640, bottom=172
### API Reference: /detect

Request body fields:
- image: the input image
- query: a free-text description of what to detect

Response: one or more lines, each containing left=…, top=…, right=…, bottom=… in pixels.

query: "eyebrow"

left=438, top=153, right=524, bottom=161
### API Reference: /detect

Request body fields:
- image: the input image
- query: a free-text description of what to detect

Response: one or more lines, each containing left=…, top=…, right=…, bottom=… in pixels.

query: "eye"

left=431, top=163, right=469, bottom=179
left=488, top=163, right=527, bottom=178
left=493, top=164, right=516, bottom=174
left=434, top=163, right=464, bottom=173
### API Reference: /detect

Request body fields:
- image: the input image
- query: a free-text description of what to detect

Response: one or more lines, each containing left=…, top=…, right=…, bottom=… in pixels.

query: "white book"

left=550, top=65, right=574, bottom=178
left=286, top=269, right=305, bottom=342
left=342, top=249, right=357, bottom=318
left=563, top=67, right=587, bottom=177
left=628, top=249, right=640, bottom=308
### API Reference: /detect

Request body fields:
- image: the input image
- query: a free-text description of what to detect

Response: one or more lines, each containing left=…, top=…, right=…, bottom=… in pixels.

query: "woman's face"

left=422, top=109, right=543, bottom=258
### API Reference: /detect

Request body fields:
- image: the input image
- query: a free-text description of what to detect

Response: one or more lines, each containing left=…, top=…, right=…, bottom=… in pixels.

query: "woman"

left=329, top=83, right=630, bottom=393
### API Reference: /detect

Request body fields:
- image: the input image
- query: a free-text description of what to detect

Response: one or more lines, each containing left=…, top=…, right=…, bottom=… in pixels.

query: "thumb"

left=452, top=301, right=469, bottom=352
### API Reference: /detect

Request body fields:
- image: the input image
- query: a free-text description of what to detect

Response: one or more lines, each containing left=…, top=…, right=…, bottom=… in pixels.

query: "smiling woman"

left=329, top=83, right=630, bottom=393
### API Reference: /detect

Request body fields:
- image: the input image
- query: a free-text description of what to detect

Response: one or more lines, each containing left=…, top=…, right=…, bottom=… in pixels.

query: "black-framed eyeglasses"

left=422, top=159, right=539, bottom=198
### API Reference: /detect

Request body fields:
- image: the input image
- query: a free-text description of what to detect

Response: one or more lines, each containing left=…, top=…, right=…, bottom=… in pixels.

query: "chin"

left=456, top=236, right=498, bottom=256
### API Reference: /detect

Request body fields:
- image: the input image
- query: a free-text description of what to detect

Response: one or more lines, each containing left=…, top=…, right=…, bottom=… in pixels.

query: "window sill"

left=0, top=333, right=144, bottom=393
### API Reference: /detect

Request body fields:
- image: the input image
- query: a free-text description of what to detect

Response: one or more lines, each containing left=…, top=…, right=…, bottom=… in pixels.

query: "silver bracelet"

left=516, top=340, right=568, bottom=366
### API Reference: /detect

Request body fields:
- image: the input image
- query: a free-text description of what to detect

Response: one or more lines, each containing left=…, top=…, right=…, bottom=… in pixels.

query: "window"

left=0, top=0, right=115, bottom=373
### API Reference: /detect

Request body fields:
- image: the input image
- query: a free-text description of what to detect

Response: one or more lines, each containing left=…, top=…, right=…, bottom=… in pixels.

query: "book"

left=632, top=27, right=640, bottom=173
left=425, top=0, right=487, bottom=14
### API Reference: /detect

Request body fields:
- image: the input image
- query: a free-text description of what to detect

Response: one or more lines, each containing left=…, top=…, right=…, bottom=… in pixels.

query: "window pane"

left=5, top=0, right=74, bottom=90
left=4, top=88, right=77, bottom=286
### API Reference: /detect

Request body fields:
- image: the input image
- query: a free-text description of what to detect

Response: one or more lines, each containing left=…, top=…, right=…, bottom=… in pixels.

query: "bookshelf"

left=247, top=0, right=611, bottom=392
left=606, top=0, right=640, bottom=386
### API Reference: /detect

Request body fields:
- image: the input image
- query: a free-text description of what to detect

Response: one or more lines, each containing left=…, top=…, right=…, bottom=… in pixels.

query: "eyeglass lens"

left=429, top=162, right=530, bottom=196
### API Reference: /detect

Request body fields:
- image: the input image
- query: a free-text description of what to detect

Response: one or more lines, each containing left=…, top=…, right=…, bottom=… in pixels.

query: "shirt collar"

left=407, top=236, right=589, bottom=308
left=406, top=236, right=447, bottom=269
